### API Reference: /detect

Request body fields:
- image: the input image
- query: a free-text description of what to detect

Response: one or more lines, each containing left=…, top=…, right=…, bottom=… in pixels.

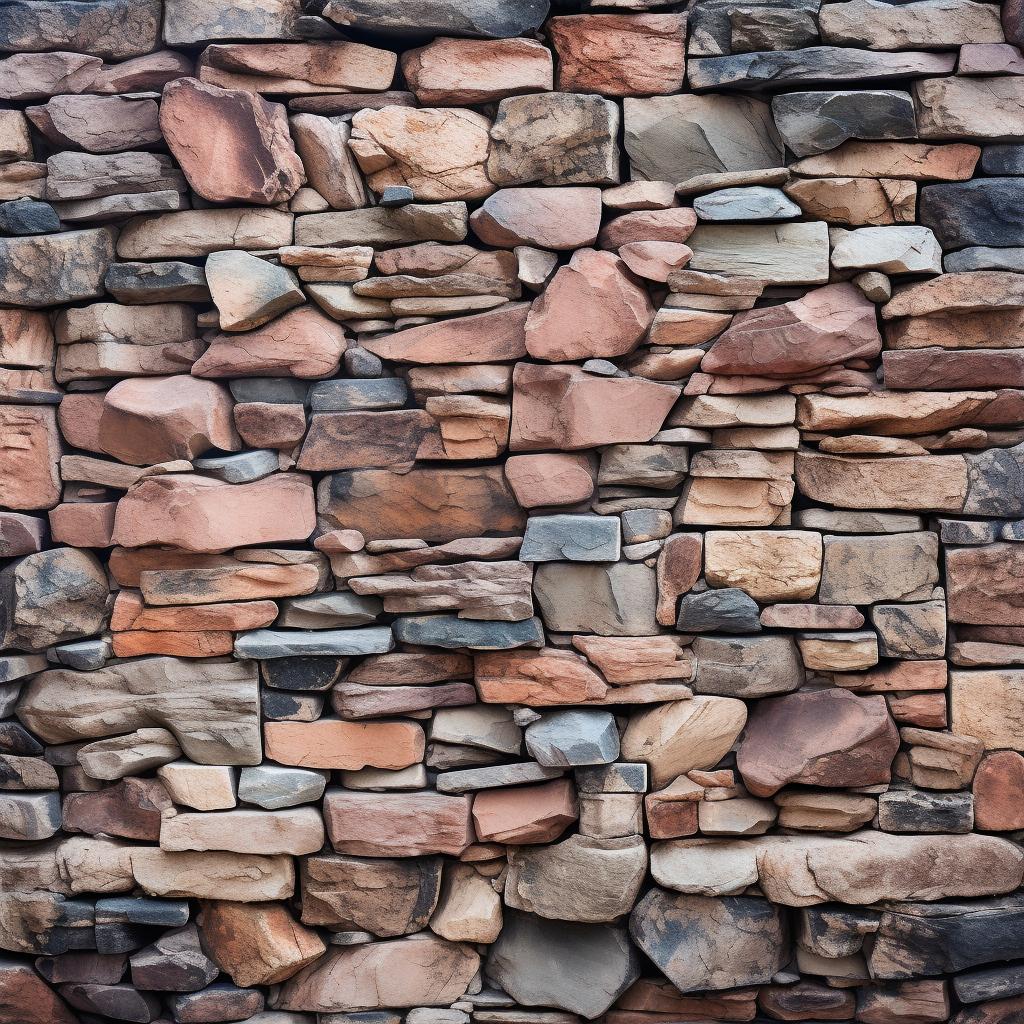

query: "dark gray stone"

left=129, top=924, right=218, bottom=993
left=630, top=890, right=788, bottom=992
left=344, top=346, right=385, bottom=377
left=436, top=762, right=565, bottom=793
left=95, top=897, right=190, bottom=928
left=525, top=710, right=620, bottom=767
left=0, top=721, right=43, bottom=756
left=229, top=378, right=310, bottom=405
left=309, top=378, right=409, bottom=412
left=238, top=765, right=329, bottom=809
left=318, top=0, right=550, bottom=38
left=982, top=145, right=1024, bottom=175
left=688, top=47, right=955, bottom=90
left=393, top=615, right=545, bottom=650
left=486, top=910, right=640, bottom=1018
left=381, top=185, right=415, bottom=206
left=677, top=588, right=762, bottom=633
left=688, top=0, right=820, bottom=56
left=193, top=450, right=279, bottom=484
left=771, top=90, right=916, bottom=158
left=520, top=515, right=621, bottom=563
left=955, top=964, right=1024, bottom=1004
left=50, top=638, right=111, bottom=671
left=920, top=179, right=1024, bottom=248
left=0, top=199, right=60, bottom=235
left=234, top=626, right=394, bottom=659
left=261, top=689, right=326, bottom=721
left=260, top=657, right=346, bottom=691
left=944, top=247, right=1024, bottom=273
left=877, top=790, right=974, bottom=834
left=966, top=442, right=1024, bottom=516
left=59, top=982, right=162, bottom=1021
left=939, top=519, right=999, bottom=546
left=104, top=261, right=210, bottom=304
left=168, top=982, right=264, bottom=1022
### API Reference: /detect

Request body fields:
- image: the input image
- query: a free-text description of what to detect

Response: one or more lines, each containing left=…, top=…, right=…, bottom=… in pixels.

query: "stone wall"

left=2, top=0, right=1024, bottom=1021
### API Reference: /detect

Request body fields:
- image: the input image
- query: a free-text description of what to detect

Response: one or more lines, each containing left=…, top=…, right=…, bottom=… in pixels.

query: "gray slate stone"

left=392, top=615, right=545, bottom=650
left=104, top=261, right=211, bottom=304
left=233, top=627, right=394, bottom=659
left=630, top=890, right=788, bottom=992
left=381, top=185, right=415, bottom=206
left=276, top=593, right=382, bottom=628
left=49, top=638, right=111, bottom=671
left=772, top=90, right=917, bottom=157
left=939, top=519, right=1000, bottom=545
left=533, top=562, right=658, bottom=636
left=435, top=762, right=564, bottom=794
left=520, top=515, right=621, bottom=563
left=309, top=378, right=408, bottom=412
left=920, top=178, right=1024, bottom=248
left=688, top=46, right=955, bottom=90
left=193, top=450, right=280, bottom=484
left=981, top=144, right=1024, bottom=174
left=688, top=0, right=820, bottom=56
left=486, top=911, right=640, bottom=1018
left=965, top=441, right=1024, bottom=516
left=229, top=378, right=309, bottom=405
left=677, top=589, right=762, bottom=633
left=0, top=0, right=161, bottom=60
left=238, top=766, right=330, bottom=809
left=691, top=635, right=803, bottom=697
left=877, top=790, right=974, bottom=834
left=693, top=186, right=800, bottom=220
left=525, top=710, right=620, bottom=768
left=0, top=199, right=60, bottom=235
left=943, top=247, right=1024, bottom=273
left=621, top=509, right=672, bottom=544
left=575, top=762, right=648, bottom=794
left=954, top=964, right=1024, bottom=1004
left=319, top=0, right=550, bottom=37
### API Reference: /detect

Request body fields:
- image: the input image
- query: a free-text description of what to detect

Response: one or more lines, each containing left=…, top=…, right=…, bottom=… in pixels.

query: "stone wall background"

left=3, top=0, right=1024, bottom=1020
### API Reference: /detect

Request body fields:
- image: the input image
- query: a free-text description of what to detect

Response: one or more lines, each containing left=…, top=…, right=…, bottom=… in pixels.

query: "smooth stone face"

left=691, top=635, right=804, bottom=698
left=533, top=562, right=658, bottom=636
left=693, top=186, right=800, bottom=221
left=677, top=588, right=761, bottom=634
left=237, top=766, right=329, bottom=809
left=630, top=890, right=788, bottom=993
left=486, top=911, right=639, bottom=1018
left=520, top=515, right=621, bottom=563
left=736, top=690, right=899, bottom=797
left=471, top=188, right=602, bottom=250
left=525, top=710, right=620, bottom=767
left=820, top=532, right=939, bottom=605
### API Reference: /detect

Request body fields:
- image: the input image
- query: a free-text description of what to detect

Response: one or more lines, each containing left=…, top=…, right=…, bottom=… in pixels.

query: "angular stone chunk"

left=264, top=719, right=424, bottom=770
left=472, top=778, right=578, bottom=844
left=786, top=176, right=917, bottom=225
left=820, top=531, right=938, bottom=605
left=952, top=670, right=1024, bottom=751
left=129, top=923, right=218, bottom=992
left=131, top=848, right=294, bottom=902
left=277, top=936, right=479, bottom=1012
left=689, top=46, right=956, bottom=90
left=97, top=376, right=238, bottom=466
left=520, top=515, right=620, bottom=563
left=27, top=93, right=160, bottom=153
left=687, top=222, right=830, bottom=284
left=113, top=473, right=315, bottom=553
left=533, top=562, right=657, bottom=636
left=773, top=90, right=917, bottom=159
left=0, top=957, right=79, bottom=1024
left=205, top=250, right=304, bottom=332
left=160, top=77, right=304, bottom=204
left=299, top=853, right=441, bottom=935
left=822, top=0, right=1003, bottom=48
left=549, top=14, right=686, bottom=96
left=318, top=467, right=523, bottom=544
left=916, top=77, right=1024, bottom=141
left=117, top=208, right=294, bottom=259
left=18, top=656, right=260, bottom=765
left=526, top=710, right=619, bottom=767
left=295, top=202, right=468, bottom=248
left=737, top=690, right=899, bottom=797
left=506, top=834, right=646, bottom=922
left=947, top=544, right=1024, bottom=626
left=1, top=547, right=108, bottom=651
left=0, top=0, right=161, bottom=60
left=831, top=225, right=943, bottom=275
left=525, top=249, right=653, bottom=362
left=486, top=911, right=639, bottom=1019
left=0, top=228, right=115, bottom=308
left=319, top=0, right=549, bottom=38
left=193, top=307, right=346, bottom=380
left=403, top=37, right=552, bottom=104
left=351, top=106, right=494, bottom=201
left=621, top=697, right=747, bottom=788
left=0, top=407, right=61, bottom=512
left=323, top=791, right=473, bottom=856
left=631, top=891, right=787, bottom=993
left=471, top=187, right=602, bottom=250
left=511, top=363, right=678, bottom=451
left=704, top=530, right=821, bottom=601
left=488, top=92, right=620, bottom=187
left=362, top=304, right=528, bottom=365
left=624, top=94, right=782, bottom=183
left=792, top=140, right=979, bottom=180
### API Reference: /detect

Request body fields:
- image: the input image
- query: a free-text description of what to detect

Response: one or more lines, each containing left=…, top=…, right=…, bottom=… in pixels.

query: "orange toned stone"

left=0, top=406, right=61, bottom=510
left=597, top=207, right=698, bottom=250
left=159, top=76, right=305, bottom=204
left=645, top=778, right=702, bottom=840
left=264, top=719, right=425, bottom=770
left=362, top=303, right=529, bottom=364
left=504, top=452, right=595, bottom=509
left=887, top=693, right=947, bottom=728
left=834, top=660, right=948, bottom=693
left=48, top=502, right=116, bottom=547
left=656, top=533, right=702, bottom=627
left=57, top=391, right=105, bottom=452
left=475, top=648, right=609, bottom=706
left=198, top=900, right=326, bottom=987
left=234, top=402, right=307, bottom=450
left=323, top=791, right=474, bottom=857
left=790, top=141, right=980, bottom=181
left=974, top=751, right=1024, bottom=831
left=471, top=778, right=578, bottom=844
left=111, top=630, right=234, bottom=658
left=614, top=979, right=758, bottom=1021
left=549, top=14, right=686, bottom=97
left=191, top=307, right=347, bottom=379
left=110, top=590, right=278, bottom=632
left=113, top=473, right=316, bottom=553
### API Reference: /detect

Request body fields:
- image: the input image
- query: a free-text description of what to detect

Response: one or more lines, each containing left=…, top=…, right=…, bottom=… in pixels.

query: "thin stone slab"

left=234, top=627, right=394, bottom=659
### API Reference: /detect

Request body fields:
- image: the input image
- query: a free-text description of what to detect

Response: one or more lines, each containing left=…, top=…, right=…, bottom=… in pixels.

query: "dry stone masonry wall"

left=5, top=0, right=1024, bottom=1021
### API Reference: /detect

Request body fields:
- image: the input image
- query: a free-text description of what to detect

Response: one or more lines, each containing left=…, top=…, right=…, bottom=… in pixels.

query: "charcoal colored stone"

left=104, top=261, right=210, bottom=304
left=0, top=199, right=59, bottom=235
left=261, top=657, right=346, bottom=691
left=878, top=790, right=975, bottom=834
left=519, top=515, right=621, bottom=563
left=955, top=965, right=1024, bottom=1004
left=393, top=615, right=544, bottom=650
left=319, top=0, right=550, bottom=38
left=309, top=378, right=408, bottom=412
left=677, top=589, right=761, bottom=634
left=129, top=924, right=218, bottom=993
left=921, top=178, right=1024, bottom=248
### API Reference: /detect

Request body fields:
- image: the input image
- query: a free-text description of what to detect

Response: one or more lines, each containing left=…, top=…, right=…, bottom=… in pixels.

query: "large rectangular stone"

left=687, top=223, right=830, bottom=284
